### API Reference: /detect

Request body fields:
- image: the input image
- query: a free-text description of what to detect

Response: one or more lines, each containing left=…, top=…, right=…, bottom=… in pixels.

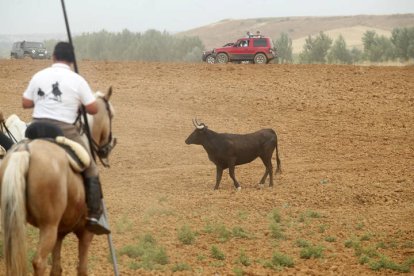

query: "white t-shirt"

left=23, top=63, right=96, bottom=124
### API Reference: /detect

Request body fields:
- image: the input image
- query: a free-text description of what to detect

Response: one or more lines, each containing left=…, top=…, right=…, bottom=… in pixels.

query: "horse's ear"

left=105, top=86, right=113, bottom=101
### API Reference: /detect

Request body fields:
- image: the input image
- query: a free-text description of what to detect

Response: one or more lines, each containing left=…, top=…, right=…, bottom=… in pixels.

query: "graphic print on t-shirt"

left=51, top=82, right=62, bottom=102
left=37, top=88, right=45, bottom=99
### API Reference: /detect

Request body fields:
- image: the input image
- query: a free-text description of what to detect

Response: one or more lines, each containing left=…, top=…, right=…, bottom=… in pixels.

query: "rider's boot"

left=84, top=176, right=111, bottom=235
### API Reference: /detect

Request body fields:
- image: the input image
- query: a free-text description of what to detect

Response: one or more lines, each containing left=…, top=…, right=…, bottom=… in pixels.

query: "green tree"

left=391, top=27, right=414, bottom=61
left=49, top=29, right=205, bottom=62
left=350, top=47, right=363, bottom=63
left=299, top=31, right=332, bottom=64
left=362, top=30, right=394, bottom=62
left=327, top=35, right=352, bottom=64
left=274, top=32, right=293, bottom=63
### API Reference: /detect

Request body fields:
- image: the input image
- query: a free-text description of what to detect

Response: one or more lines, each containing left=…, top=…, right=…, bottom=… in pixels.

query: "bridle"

left=75, top=96, right=117, bottom=168
left=91, top=96, right=117, bottom=168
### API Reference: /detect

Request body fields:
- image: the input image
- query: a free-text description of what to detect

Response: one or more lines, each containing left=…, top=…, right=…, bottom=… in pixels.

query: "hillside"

left=178, top=14, right=414, bottom=53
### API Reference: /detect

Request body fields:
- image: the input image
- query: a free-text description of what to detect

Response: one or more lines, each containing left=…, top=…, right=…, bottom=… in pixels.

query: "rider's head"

left=53, top=42, right=75, bottom=64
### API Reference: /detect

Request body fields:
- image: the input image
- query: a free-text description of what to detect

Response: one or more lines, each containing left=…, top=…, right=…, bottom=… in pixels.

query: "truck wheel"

left=216, top=53, right=228, bottom=64
left=254, top=53, right=267, bottom=64
left=206, top=55, right=215, bottom=64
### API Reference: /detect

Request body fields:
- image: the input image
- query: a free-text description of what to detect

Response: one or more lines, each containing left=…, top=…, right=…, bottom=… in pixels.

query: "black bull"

left=185, top=121, right=281, bottom=190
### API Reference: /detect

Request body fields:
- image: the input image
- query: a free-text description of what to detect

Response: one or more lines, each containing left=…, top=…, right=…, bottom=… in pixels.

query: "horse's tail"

left=274, top=132, right=282, bottom=174
left=1, top=151, right=30, bottom=276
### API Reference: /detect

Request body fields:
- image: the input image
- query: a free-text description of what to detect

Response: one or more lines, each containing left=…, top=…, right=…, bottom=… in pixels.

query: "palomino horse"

left=0, top=87, right=116, bottom=276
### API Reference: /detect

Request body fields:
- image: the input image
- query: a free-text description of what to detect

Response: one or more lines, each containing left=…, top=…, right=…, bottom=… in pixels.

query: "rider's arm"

left=22, top=97, right=34, bottom=109
left=84, top=101, right=98, bottom=115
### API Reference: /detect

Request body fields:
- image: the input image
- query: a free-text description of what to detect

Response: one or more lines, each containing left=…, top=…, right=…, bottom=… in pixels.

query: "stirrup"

left=86, top=215, right=111, bottom=235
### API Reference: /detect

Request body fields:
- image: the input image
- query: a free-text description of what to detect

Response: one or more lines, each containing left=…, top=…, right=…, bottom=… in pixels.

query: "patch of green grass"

left=237, top=210, right=249, bottom=221
left=298, top=213, right=306, bottom=223
left=172, top=262, right=191, bottom=272
left=295, top=239, right=311, bottom=248
left=359, top=255, right=370, bottom=265
left=369, top=255, right=411, bottom=273
left=376, top=241, right=387, bottom=249
left=216, top=224, right=232, bottom=242
left=306, top=210, right=321, bottom=218
left=270, top=222, right=285, bottom=240
left=270, top=209, right=281, bottom=223
left=236, top=250, right=251, bottom=266
left=210, top=261, right=225, bottom=267
left=360, top=233, right=372, bottom=241
left=115, top=215, right=133, bottom=234
left=355, top=245, right=379, bottom=258
left=233, top=267, right=245, bottom=276
left=300, top=245, right=324, bottom=259
left=211, top=245, right=225, bottom=260
left=324, top=236, right=336, bottom=242
left=344, top=238, right=360, bottom=249
left=271, top=251, right=295, bottom=268
left=177, top=225, right=196, bottom=245
left=355, top=222, right=365, bottom=230
left=318, top=224, right=327, bottom=233
left=232, top=226, right=250, bottom=239
left=196, top=254, right=206, bottom=261
left=128, top=261, right=140, bottom=270
left=203, top=222, right=214, bottom=233
left=118, top=233, right=169, bottom=270
left=203, top=222, right=233, bottom=242
left=158, top=196, right=167, bottom=204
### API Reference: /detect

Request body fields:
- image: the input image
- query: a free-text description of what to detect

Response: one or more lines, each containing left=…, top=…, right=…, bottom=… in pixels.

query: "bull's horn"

left=193, top=118, right=205, bottom=129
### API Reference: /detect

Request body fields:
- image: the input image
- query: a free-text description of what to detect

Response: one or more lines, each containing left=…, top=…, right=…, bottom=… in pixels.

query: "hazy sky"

left=1, top=0, right=413, bottom=35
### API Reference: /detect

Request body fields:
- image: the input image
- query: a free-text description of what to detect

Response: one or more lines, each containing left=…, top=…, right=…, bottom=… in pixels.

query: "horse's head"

left=91, top=87, right=117, bottom=167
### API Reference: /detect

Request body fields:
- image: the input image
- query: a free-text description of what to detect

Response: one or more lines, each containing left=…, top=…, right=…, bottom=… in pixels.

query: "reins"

left=74, top=96, right=115, bottom=168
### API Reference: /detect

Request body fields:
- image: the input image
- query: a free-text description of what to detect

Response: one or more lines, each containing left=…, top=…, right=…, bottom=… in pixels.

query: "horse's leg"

left=76, top=231, right=94, bottom=276
left=33, top=225, right=58, bottom=276
left=50, top=234, right=65, bottom=276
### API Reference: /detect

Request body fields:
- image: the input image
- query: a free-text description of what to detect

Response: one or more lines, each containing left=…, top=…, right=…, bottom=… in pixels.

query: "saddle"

left=25, top=122, right=90, bottom=173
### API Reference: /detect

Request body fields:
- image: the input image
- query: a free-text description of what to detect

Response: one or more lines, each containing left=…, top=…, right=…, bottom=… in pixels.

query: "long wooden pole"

left=60, top=1, right=119, bottom=275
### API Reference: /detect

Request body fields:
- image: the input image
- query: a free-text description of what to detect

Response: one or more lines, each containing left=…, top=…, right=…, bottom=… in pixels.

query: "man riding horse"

left=21, top=42, right=109, bottom=235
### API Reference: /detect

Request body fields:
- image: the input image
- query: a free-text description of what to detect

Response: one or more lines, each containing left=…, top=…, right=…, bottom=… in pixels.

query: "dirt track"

left=0, top=59, right=413, bottom=275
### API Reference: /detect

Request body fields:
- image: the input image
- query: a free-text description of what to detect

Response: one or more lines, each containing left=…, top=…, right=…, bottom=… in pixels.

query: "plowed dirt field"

left=0, top=59, right=413, bottom=275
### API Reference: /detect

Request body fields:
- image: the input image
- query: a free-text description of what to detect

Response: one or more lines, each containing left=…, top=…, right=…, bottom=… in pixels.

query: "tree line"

left=45, top=29, right=204, bottom=62
left=274, top=27, right=414, bottom=64
left=42, top=27, right=414, bottom=64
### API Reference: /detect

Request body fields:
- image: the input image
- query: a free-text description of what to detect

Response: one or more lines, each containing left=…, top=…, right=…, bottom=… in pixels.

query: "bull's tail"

left=274, top=133, right=282, bottom=174
left=1, top=151, right=29, bottom=276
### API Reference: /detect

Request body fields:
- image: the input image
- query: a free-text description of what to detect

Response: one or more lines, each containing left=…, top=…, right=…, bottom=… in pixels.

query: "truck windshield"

left=25, top=42, right=44, bottom=48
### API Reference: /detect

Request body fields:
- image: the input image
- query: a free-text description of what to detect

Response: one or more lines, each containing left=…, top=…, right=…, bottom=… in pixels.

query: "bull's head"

left=185, top=118, right=207, bottom=145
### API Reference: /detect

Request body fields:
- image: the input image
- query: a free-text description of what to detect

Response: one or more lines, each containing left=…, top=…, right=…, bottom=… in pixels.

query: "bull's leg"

left=50, top=234, right=65, bottom=276
left=214, top=166, right=224, bottom=190
left=259, top=170, right=269, bottom=184
left=76, top=230, right=94, bottom=276
left=32, top=225, right=58, bottom=276
left=228, top=165, right=241, bottom=190
left=260, top=156, right=274, bottom=187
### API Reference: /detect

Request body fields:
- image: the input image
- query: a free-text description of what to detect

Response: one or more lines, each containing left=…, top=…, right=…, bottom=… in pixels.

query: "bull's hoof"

left=236, top=187, right=241, bottom=191
left=258, top=184, right=265, bottom=189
